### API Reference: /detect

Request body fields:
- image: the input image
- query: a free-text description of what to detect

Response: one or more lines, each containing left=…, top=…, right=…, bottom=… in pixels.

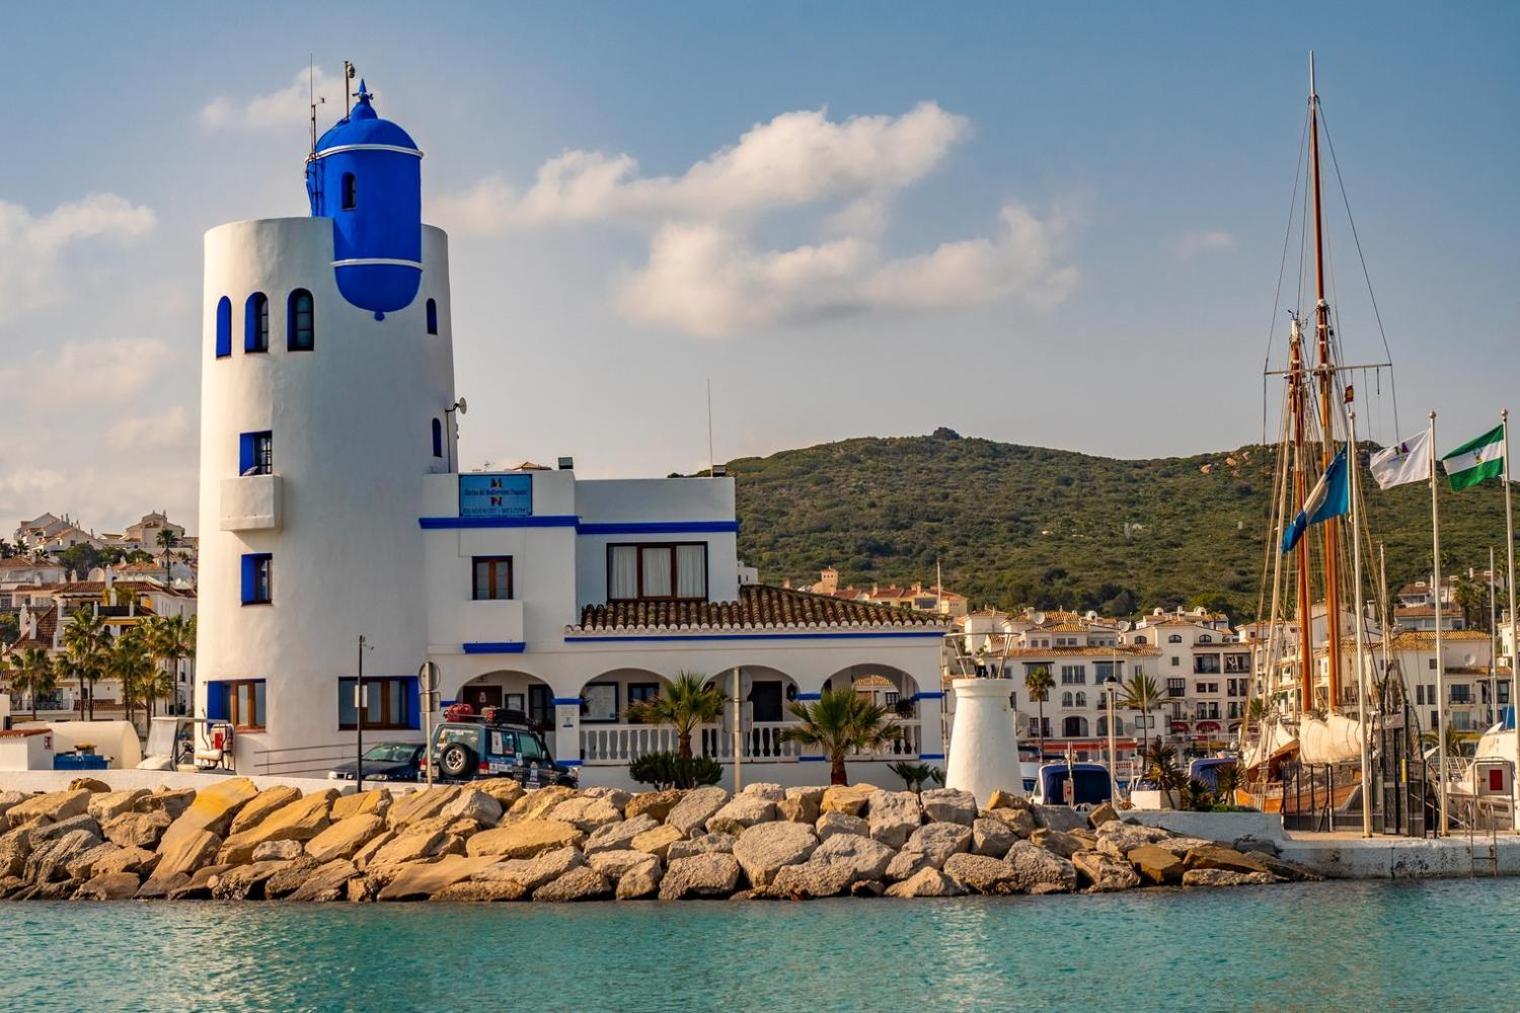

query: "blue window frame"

left=206, top=679, right=266, bottom=729
left=245, top=292, right=269, bottom=353
left=287, top=289, right=314, bottom=351
left=426, top=298, right=438, bottom=335
left=241, top=553, right=272, bottom=605
left=238, top=431, right=272, bottom=476
left=215, top=296, right=232, bottom=358
left=431, top=418, right=444, bottom=458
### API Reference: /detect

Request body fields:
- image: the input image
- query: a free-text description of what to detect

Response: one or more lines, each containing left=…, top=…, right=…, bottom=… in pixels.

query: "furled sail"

left=1298, top=713, right=1363, bottom=764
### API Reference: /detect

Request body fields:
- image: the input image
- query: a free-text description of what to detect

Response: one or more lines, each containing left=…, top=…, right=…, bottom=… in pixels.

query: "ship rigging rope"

left=1261, top=105, right=1311, bottom=449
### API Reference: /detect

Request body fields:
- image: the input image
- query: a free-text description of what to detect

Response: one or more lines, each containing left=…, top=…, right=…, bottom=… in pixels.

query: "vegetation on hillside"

left=725, top=432, right=1512, bottom=621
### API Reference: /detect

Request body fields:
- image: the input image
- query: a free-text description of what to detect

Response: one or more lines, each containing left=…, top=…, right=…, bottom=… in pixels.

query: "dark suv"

left=424, top=712, right=577, bottom=788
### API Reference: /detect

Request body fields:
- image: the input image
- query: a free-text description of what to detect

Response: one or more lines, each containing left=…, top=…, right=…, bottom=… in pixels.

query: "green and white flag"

left=1441, top=424, right=1505, bottom=491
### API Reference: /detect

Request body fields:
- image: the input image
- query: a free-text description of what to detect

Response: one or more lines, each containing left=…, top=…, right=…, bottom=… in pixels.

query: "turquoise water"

left=3, top=879, right=1519, bottom=1011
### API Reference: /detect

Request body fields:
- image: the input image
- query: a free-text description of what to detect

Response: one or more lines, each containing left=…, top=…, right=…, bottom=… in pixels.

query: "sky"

left=1, top=3, right=1516, bottom=535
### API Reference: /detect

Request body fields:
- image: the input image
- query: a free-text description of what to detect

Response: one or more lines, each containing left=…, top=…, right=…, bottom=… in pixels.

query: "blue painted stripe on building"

left=914, top=691, right=946, bottom=700
left=797, top=755, right=827, bottom=762
left=919, top=753, right=946, bottom=761
left=794, top=692, right=822, bottom=701
left=565, top=630, right=946, bottom=644
left=552, top=697, right=581, bottom=706
left=439, top=699, right=457, bottom=708
left=420, top=515, right=578, bottom=529
left=461, top=641, right=526, bottom=654
left=557, top=759, right=583, bottom=767
left=576, top=520, right=739, bottom=535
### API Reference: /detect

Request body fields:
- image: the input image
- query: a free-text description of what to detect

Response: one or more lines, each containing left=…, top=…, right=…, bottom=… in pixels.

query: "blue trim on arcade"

left=566, top=631, right=946, bottom=644
left=919, top=753, right=946, bottom=761
left=797, top=756, right=826, bottom=762
left=914, top=691, right=946, bottom=701
left=557, top=758, right=584, bottom=767
left=420, top=515, right=579, bottom=530
left=794, top=692, right=822, bottom=701
left=576, top=520, right=739, bottom=535
left=552, top=697, right=582, bottom=706
left=461, top=642, right=526, bottom=655
left=418, top=516, right=736, bottom=534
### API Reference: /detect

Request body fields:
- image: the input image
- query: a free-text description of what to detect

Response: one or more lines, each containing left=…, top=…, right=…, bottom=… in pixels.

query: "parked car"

left=1030, top=762, right=1112, bottom=807
left=423, top=714, right=577, bottom=788
left=328, top=742, right=426, bottom=782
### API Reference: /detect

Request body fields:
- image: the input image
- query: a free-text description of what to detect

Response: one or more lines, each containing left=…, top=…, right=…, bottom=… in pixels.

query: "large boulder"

left=868, top=791, right=923, bottom=849
left=1072, top=850, right=1140, bottom=892
left=471, top=779, right=526, bottom=812
left=74, top=870, right=139, bottom=900
left=743, top=783, right=786, bottom=803
left=667, top=832, right=736, bottom=860
left=146, top=828, right=222, bottom=885
left=0, top=825, right=32, bottom=877
left=30, top=814, right=101, bottom=847
left=534, top=866, right=613, bottom=902
left=666, top=787, right=730, bottom=837
left=1182, top=843, right=1274, bottom=876
left=982, top=807, right=1036, bottom=838
left=159, top=864, right=225, bottom=900
left=387, top=786, right=460, bottom=828
left=305, top=814, right=386, bottom=864
left=102, top=810, right=171, bottom=850
left=815, top=812, right=870, bottom=840
left=92, top=845, right=156, bottom=878
left=0, top=791, right=29, bottom=824
left=331, top=788, right=392, bottom=822
left=819, top=784, right=875, bottom=817
left=25, top=829, right=103, bottom=884
left=65, top=842, right=125, bottom=881
left=943, top=853, right=1023, bottom=895
left=218, top=790, right=337, bottom=864
left=658, top=853, right=741, bottom=899
left=780, top=786, right=825, bottom=823
left=378, top=855, right=500, bottom=901
left=581, top=786, right=633, bottom=810
left=920, top=788, right=977, bottom=826
left=7, top=789, right=91, bottom=829
left=1094, top=821, right=1170, bottom=860
left=475, top=847, right=585, bottom=892
left=624, top=789, right=682, bottom=823
left=1087, top=802, right=1120, bottom=828
left=584, top=814, right=659, bottom=855
left=366, top=828, right=460, bottom=870
left=733, top=822, right=819, bottom=888
left=616, top=860, right=663, bottom=900
left=440, top=788, right=504, bottom=828
left=68, top=777, right=111, bottom=793
left=87, top=789, right=148, bottom=824
left=807, top=831, right=895, bottom=884
left=1181, top=868, right=1276, bottom=888
left=885, top=866, right=965, bottom=898
left=252, top=839, right=305, bottom=862
left=767, top=860, right=856, bottom=899
left=1254, top=853, right=1322, bottom=883
left=227, top=786, right=303, bottom=837
left=1030, top=828, right=1083, bottom=859
left=1127, top=844, right=1185, bottom=885
left=548, top=795, right=623, bottom=832
left=287, top=859, right=361, bottom=902
left=211, top=860, right=290, bottom=900
left=884, top=849, right=934, bottom=882
left=466, top=819, right=583, bottom=860
left=901, top=822, right=972, bottom=868
left=587, top=849, right=661, bottom=884
left=135, top=787, right=196, bottom=820
left=165, top=777, right=259, bottom=838
left=986, top=789, right=1029, bottom=811
left=431, top=878, right=529, bottom=902
left=971, top=817, right=1017, bottom=859
left=1150, top=835, right=1217, bottom=857
left=1031, top=805, right=1088, bottom=833
left=630, top=824, right=685, bottom=859
left=508, top=785, right=578, bottom=821
left=1004, top=840, right=1077, bottom=893
left=706, top=794, right=777, bottom=836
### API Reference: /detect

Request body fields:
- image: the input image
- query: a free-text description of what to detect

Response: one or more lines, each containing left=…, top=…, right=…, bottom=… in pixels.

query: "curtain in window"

left=641, top=546, right=672, bottom=597
left=676, top=544, right=706, bottom=598
left=609, top=545, right=638, bottom=599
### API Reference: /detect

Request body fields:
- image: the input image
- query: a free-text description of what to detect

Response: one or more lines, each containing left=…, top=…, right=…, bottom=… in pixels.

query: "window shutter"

left=205, top=683, right=228, bottom=721
left=239, top=433, right=256, bottom=476
left=404, top=676, right=421, bottom=729
left=241, top=554, right=256, bottom=604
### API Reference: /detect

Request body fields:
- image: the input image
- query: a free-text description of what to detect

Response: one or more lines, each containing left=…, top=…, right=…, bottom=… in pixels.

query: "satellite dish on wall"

left=1031, top=612, right=1046, bottom=625
left=1118, top=621, right=1133, bottom=632
left=456, top=397, right=468, bottom=415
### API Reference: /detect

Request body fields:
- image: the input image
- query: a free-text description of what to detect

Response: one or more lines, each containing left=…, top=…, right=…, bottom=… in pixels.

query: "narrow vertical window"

left=426, top=298, right=438, bottom=335
left=471, top=556, right=513, bottom=600
left=238, top=431, right=273, bottom=476
left=287, top=289, right=314, bottom=351
left=245, top=293, right=269, bottom=353
left=215, top=296, right=232, bottom=358
left=341, top=173, right=356, bottom=210
left=431, top=418, right=443, bottom=458
left=241, top=553, right=273, bottom=605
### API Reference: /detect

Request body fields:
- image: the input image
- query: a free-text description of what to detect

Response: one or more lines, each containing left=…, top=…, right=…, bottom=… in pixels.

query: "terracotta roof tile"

left=573, top=584, right=949, bottom=633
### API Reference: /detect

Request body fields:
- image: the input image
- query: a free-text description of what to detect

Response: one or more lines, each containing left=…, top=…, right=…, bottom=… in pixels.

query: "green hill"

left=728, top=430, right=1512, bottom=621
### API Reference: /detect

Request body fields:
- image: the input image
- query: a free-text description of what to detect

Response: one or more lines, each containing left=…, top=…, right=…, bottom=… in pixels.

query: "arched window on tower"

left=341, top=173, right=357, bottom=210
left=426, top=298, right=438, bottom=335
left=245, top=292, right=269, bottom=353
left=431, top=418, right=443, bottom=458
left=215, top=296, right=232, bottom=358
left=287, top=289, right=315, bottom=351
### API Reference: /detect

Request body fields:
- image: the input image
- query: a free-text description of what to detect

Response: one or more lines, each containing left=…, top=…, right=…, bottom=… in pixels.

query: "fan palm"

left=624, top=671, right=726, bottom=759
left=62, top=607, right=110, bottom=719
left=108, top=628, right=154, bottom=726
left=141, top=614, right=194, bottom=716
left=1024, top=665, right=1054, bottom=758
left=781, top=688, right=901, bottom=786
left=5, top=647, right=56, bottom=719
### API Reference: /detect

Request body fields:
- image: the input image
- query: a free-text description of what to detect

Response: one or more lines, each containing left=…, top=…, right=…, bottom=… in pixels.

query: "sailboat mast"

left=1290, top=321, right=1315, bottom=711
left=1309, top=52, right=1345, bottom=709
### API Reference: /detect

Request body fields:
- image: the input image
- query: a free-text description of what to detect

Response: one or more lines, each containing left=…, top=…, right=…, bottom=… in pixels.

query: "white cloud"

left=106, top=405, right=191, bottom=452
left=0, top=194, right=156, bottom=320
left=200, top=67, right=342, bottom=131
left=54, top=338, right=173, bottom=402
left=1172, top=229, right=1235, bottom=259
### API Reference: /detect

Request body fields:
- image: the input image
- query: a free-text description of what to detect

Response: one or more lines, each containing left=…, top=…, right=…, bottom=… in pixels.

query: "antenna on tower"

left=307, top=56, right=325, bottom=155
left=706, top=378, right=716, bottom=478
left=343, top=60, right=357, bottom=118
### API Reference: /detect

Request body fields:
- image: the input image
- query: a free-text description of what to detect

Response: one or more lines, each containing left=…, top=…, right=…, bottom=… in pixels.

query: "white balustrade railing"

left=579, top=719, right=922, bottom=765
left=580, top=724, right=680, bottom=763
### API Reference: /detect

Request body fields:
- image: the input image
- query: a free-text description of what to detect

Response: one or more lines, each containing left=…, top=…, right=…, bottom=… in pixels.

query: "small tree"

left=62, top=607, right=110, bottom=719
left=624, top=671, right=726, bottom=759
left=156, top=529, right=180, bottom=586
left=5, top=647, right=56, bottom=719
left=1119, top=672, right=1167, bottom=744
left=1024, top=665, right=1054, bottom=758
left=108, top=627, right=154, bottom=727
left=782, top=688, right=901, bottom=786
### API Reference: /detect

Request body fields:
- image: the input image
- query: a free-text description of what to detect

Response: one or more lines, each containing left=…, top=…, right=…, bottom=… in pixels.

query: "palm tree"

left=1024, top=665, right=1054, bottom=759
left=62, top=607, right=110, bottom=719
left=143, top=614, right=194, bottom=716
left=1119, top=672, right=1167, bottom=744
left=624, top=671, right=727, bottom=759
left=781, top=687, right=901, bottom=786
left=108, top=628, right=154, bottom=727
left=156, top=529, right=180, bottom=585
left=5, top=647, right=56, bottom=719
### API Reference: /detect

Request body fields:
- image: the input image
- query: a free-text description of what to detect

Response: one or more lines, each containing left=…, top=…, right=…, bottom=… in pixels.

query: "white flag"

left=1369, top=430, right=1432, bottom=490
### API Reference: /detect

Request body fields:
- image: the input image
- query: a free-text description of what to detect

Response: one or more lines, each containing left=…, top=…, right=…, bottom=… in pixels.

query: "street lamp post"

left=355, top=634, right=372, bottom=791
left=443, top=398, right=467, bottom=472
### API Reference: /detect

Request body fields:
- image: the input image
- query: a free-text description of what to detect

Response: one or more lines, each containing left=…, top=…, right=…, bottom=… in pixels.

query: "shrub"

left=629, top=750, right=723, bottom=790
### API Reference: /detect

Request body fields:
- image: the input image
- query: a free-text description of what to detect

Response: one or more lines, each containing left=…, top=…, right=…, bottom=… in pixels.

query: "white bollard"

left=944, top=678, right=1022, bottom=807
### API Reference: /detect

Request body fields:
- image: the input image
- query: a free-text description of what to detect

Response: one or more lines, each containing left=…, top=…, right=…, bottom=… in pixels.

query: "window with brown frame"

left=472, top=556, right=513, bottom=600
left=607, top=542, right=707, bottom=601
left=226, top=679, right=266, bottom=731
left=338, top=676, right=417, bottom=730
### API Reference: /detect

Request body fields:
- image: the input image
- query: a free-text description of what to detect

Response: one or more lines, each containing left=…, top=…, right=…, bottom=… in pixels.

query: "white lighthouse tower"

left=196, top=81, right=456, bottom=769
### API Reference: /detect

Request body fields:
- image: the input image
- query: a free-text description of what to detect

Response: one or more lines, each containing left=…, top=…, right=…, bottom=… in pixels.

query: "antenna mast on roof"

left=706, top=379, right=715, bottom=477
left=343, top=60, right=356, bottom=118
left=308, top=56, right=323, bottom=155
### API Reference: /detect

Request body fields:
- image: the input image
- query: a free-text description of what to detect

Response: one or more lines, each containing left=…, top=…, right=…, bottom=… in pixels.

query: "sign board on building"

left=1475, top=759, right=1513, bottom=798
left=459, top=473, right=532, bottom=518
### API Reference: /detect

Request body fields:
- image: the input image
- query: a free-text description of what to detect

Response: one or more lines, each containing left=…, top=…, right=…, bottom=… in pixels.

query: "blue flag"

left=1281, top=449, right=1350, bottom=554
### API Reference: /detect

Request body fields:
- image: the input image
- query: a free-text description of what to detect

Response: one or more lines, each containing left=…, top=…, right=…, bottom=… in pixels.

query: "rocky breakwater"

left=0, top=780, right=1319, bottom=903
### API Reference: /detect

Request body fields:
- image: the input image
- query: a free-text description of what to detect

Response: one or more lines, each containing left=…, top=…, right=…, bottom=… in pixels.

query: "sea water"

left=3, top=879, right=1518, bottom=1011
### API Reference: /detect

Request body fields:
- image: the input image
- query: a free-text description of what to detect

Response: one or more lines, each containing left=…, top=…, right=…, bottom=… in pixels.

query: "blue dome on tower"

left=306, top=81, right=423, bottom=317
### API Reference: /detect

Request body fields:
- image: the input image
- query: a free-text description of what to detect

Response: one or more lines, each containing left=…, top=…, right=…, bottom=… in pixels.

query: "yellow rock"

left=377, top=854, right=500, bottom=901
left=227, top=786, right=303, bottom=836
left=305, top=814, right=386, bottom=864
left=217, top=789, right=337, bottom=865
left=147, top=828, right=221, bottom=883
left=466, top=818, right=583, bottom=860
left=166, top=777, right=259, bottom=839
left=472, top=779, right=526, bottom=810
left=387, top=787, right=459, bottom=828
left=624, top=789, right=682, bottom=822
left=508, top=785, right=577, bottom=821
left=820, top=784, right=877, bottom=817
left=630, top=824, right=684, bottom=859
left=7, top=789, right=92, bottom=829
left=332, top=789, right=392, bottom=822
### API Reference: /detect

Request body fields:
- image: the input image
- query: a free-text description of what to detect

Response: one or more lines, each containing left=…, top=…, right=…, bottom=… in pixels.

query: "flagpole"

left=1502, top=408, right=1518, bottom=830
left=1430, top=410, right=1448, bottom=835
left=1349, top=411, right=1372, bottom=837
left=1490, top=545, right=1498, bottom=728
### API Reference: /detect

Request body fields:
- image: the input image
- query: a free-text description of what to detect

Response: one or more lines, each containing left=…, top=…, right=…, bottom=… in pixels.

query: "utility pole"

left=355, top=634, right=368, bottom=792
